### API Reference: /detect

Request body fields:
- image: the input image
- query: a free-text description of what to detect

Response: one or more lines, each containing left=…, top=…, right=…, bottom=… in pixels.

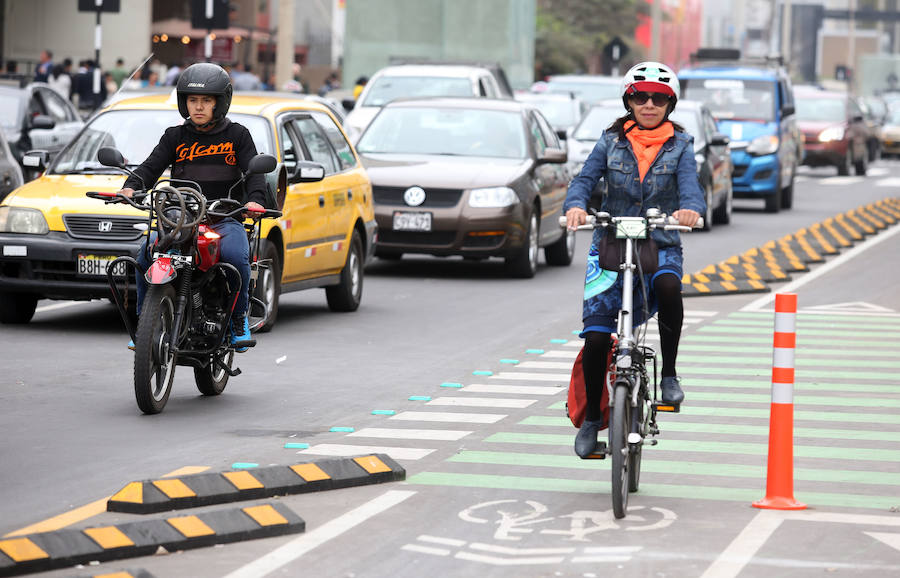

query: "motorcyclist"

left=563, top=62, right=705, bottom=458
left=119, top=62, right=268, bottom=352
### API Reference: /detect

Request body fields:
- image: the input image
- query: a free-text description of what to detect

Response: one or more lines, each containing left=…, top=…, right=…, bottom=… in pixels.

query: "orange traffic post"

left=753, top=293, right=807, bottom=510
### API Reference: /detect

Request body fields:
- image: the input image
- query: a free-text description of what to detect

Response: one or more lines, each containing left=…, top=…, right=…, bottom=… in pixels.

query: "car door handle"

left=319, top=195, right=325, bottom=208
left=347, top=189, right=352, bottom=201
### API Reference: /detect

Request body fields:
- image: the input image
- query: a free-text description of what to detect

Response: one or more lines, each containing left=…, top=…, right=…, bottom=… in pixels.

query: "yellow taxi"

left=0, top=92, right=376, bottom=327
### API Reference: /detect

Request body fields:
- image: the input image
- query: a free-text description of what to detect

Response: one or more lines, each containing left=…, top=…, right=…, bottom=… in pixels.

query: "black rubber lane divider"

left=107, top=454, right=405, bottom=514
left=0, top=502, right=303, bottom=577
left=683, top=197, right=900, bottom=297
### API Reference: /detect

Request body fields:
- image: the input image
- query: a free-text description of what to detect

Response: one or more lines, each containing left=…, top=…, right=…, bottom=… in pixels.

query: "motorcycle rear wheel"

left=195, top=349, right=233, bottom=396
left=134, top=284, right=177, bottom=414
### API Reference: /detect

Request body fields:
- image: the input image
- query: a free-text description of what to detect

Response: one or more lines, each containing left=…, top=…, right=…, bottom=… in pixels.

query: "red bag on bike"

left=566, top=345, right=612, bottom=429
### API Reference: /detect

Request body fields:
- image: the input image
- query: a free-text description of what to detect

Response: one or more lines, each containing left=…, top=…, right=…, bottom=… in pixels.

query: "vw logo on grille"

left=98, top=221, right=113, bottom=233
left=403, top=186, right=426, bottom=207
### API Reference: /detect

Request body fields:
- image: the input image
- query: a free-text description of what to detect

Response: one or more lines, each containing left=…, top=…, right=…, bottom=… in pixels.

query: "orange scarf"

left=624, top=120, right=674, bottom=182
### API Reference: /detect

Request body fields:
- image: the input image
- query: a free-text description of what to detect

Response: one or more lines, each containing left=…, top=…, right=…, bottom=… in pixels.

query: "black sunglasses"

left=629, top=91, right=671, bottom=107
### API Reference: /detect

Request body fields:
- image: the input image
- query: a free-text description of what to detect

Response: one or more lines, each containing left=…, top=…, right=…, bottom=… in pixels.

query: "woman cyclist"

left=563, top=62, right=706, bottom=458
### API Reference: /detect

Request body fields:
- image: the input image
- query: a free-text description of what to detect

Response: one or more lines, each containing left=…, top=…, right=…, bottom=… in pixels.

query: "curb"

left=683, top=198, right=900, bottom=297
left=0, top=503, right=303, bottom=577
left=107, top=454, right=405, bottom=514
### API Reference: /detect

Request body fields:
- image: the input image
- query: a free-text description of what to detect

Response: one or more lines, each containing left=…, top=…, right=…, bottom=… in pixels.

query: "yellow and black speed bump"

left=107, top=454, right=404, bottom=514
left=0, top=502, right=302, bottom=577
left=683, top=197, right=900, bottom=296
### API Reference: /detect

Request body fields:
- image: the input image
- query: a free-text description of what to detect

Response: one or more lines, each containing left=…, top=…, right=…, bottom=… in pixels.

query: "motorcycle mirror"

left=98, top=147, right=126, bottom=169
left=248, top=154, right=277, bottom=175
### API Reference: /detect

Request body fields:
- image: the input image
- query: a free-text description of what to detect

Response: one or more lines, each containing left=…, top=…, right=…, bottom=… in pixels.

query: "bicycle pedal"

left=585, top=441, right=607, bottom=460
left=653, top=401, right=680, bottom=413
left=231, top=339, right=257, bottom=350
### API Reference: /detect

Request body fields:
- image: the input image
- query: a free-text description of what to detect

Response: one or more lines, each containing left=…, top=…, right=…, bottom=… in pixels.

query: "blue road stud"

left=550, top=339, right=568, bottom=344
left=500, top=359, right=519, bottom=364
left=472, top=370, right=493, bottom=376
left=409, top=395, right=432, bottom=401
left=441, top=382, right=463, bottom=388
left=284, top=442, right=310, bottom=449
left=525, top=349, right=545, bottom=354
left=330, top=426, right=355, bottom=432
left=371, top=410, right=396, bottom=415
left=231, top=462, right=259, bottom=469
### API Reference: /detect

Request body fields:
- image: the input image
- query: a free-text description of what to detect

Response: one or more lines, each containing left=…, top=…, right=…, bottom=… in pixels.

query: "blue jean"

left=135, top=217, right=250, bottom=318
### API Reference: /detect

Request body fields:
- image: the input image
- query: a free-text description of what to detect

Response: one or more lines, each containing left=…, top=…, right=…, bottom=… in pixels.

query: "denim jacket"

left=563, top=127, right=706, bottom=248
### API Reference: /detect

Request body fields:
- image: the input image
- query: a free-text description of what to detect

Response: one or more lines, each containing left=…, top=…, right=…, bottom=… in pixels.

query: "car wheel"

left=713, top=180, right=732, bottom=225
left=544, top=227, right=575, bottom=266
left=0, top=292, right=38, bottom=324
left=781, top=173, right=794, bottom=210
left=838, top=151, right=851, bottom=176
left=764, top=186, right=782, bottom=213
left=326, top=230, right=363, bottom=312
left=250, top=239, right=281, bottom=333
left=505, top=209, right=538, bottom=278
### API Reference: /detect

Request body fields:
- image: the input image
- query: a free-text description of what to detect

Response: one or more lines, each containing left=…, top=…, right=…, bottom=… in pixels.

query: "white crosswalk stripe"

left=348, top=428, right=472, bottom=441
left=516, top=361, right=579, bottom=370
left=462, top=383, right=565, bottom=395
left=426, top=397, right=537, bottom=408
left=390, top=411, right=507, bottom=424
left=489, top=371, right=569, bottom=382
left=296, top=444, right=435, bottom=460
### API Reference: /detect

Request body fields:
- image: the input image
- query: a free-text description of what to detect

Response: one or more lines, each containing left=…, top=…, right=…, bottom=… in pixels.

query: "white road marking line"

left=875, top=177, right=900, bottom=187
left=462, top=383, right=564, bottom=395
left=295, top=444, right=434, bottom=460
left=454, top=551, right=566, bottom=565
left=390, top=411, right=507, bottom=424
left=416, top=535, right=467, bottom=547
left=742, top=223, right=900, bottom=312
left=489, top=372, right=569, bottom=382
left=347, top=428, right=472, bottom=441
left=819, top=176, right=865, bottom=185
left=402, top=544, right=451, bottom=556
left=515, top=361, right=578, bottom=370
left=540, top=350, right=578, bottom=359
left=427, top=397, right=537, bottom=408
left=685, top=310, right=719, bottom=317
left=867, top=167, right=891, bottom=177
left=865, top=532, right=900, bottom=553
left=35, top=300, right=99, bottom=313
left=223, top=490, right=416, bottom=578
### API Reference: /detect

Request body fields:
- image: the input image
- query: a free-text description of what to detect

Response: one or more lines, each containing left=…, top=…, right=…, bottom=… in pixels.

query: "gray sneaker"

left=574, top=419, right=604, bottom=458
left=660, top=376, right=684, bottom=404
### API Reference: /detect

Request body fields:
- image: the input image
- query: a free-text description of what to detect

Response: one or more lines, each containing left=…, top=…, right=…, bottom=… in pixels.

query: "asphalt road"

left=1, top=159, right=899, bottom=577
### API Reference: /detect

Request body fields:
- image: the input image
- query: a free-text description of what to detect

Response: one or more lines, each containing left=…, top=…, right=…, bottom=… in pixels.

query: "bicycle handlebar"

left=557, top=212, right=703, bottom=233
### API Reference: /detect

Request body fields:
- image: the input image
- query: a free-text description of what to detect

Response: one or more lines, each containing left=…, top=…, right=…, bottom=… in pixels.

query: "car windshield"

left=794, top=97, right=846, bottom=122
left=681, top=78, right=776, bottom=122
left=50, top=110, right=273, bottom=174
left=516, top=95, right=578, bottom=127
left=357, top=107, right=527, bottom=159
left=0, top=93, right=22, bottom=129
left=545, top=78, right=620, bottom=103
left=889, top=107, right=900, bottom=124
left=572, top=106, right=622, bottom=141
left=360, top=76, right=473, bottom=107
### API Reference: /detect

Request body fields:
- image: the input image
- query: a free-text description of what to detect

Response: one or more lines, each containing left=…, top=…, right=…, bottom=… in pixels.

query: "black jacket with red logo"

left=124, top=118, right=269, bottom=207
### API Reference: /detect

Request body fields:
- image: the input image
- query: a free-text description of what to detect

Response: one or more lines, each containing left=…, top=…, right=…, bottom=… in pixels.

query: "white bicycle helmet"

left=620, top=61, right=680, bottom=113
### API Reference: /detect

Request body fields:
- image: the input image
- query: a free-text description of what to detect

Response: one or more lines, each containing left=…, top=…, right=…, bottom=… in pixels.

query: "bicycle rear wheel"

left=610, top=384, right=630, bottom=519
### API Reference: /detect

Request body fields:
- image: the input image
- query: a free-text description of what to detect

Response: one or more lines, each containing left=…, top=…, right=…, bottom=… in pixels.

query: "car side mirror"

left=782, top=104, right=795, bottom=117
left=98, top=147, right=126, bottom=168
left=851, top=114, right=864, bottom=123
left=291, top=161, right=326, bottom=183
left=29, top=114, right=55, bottom=130
left=555, top=129, right=567, bottom=141
left=22, top=149, right=50, bottom=171
left=248, top=153, right=277, bottom=175
left=710, top=133, right=730, bottom=146
left=537, top=147, right=567, bottom=164
left=341, top=98, right=356, bottom=112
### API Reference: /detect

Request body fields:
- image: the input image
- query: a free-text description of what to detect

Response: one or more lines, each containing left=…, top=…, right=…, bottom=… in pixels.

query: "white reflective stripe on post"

left=772, top=348, right=795, bottom=369
left=774, top=312, right=795, bottom=333
left=771, top=382, right=794, bottom=404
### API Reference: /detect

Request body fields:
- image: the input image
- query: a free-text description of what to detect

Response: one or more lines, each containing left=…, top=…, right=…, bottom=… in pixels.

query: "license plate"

left=392, top=211, right=432, bottom=232
left=76, top=254, right=127, bottom=277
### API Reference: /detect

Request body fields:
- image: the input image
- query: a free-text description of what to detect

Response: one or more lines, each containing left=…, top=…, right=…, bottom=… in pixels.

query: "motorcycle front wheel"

left=134, top=284, right=177, bottom=414
left=195, top=349, right=233, bottom=396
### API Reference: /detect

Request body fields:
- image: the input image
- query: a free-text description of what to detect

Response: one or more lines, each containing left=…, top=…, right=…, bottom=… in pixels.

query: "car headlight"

left=0, top=206, right=50, bottom=234
left=746, top=135, right=779, bottom=156
left=818, top=126, right=845, bottom=143
left=468, top=187, right=519, bottom=208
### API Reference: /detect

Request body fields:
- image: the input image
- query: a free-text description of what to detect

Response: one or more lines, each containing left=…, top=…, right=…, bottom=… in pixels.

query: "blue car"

left=679, top=59, right=801, bottom=213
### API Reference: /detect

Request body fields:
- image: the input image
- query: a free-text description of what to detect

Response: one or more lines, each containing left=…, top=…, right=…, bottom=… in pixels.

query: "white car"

left=343, top=64, right=511, bottom=143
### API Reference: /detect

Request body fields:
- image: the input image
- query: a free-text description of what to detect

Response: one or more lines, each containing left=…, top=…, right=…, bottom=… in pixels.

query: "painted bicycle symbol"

left=458, top=499, right=676, bottom=542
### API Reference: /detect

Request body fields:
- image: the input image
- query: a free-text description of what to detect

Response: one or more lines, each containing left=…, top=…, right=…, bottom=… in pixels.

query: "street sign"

left=191, top=0, right=230, bottom=30
left=603, top=37, right=629, bottom=63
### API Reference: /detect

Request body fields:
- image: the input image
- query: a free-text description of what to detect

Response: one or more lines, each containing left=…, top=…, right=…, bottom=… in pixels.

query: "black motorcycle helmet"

left=176, top=63, right=233, bottom=125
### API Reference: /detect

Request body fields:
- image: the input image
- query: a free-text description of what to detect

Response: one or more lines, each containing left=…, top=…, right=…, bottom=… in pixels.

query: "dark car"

left=0, top=83, right=83, bottom=180
left=794, top=87, right=870, bottom=176
left=356, top=97, right=573, bottom=278
left=670, top=100, right=734, bottom=229
left=0, top=128, right=24, bottom=201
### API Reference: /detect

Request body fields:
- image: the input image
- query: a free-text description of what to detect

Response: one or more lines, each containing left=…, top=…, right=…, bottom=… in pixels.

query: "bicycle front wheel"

left=610, top=384, right=630, bottom=519
left=629, top=393, right=645, bottom=493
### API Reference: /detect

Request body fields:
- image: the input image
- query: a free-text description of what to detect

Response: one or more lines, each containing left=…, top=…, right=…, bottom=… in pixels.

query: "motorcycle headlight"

left=468, top=187, right=519, bottom=208
left=818, top=126, right=845, bottom=143
left=0, top=206, right=49, bottom=234
left=746, top=135, right=779, bottom=156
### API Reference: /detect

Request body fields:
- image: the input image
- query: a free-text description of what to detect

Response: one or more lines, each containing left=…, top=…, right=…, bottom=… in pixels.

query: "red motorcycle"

left=88, top=147, right=281, bottom=414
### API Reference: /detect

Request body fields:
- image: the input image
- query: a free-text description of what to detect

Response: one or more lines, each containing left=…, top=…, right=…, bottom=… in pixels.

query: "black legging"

left=582, top=273, right=683, bottom=422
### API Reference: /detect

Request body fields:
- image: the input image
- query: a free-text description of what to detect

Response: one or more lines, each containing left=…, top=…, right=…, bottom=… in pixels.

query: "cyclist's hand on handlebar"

left=565, top=207, right=588, bottom=231
left=118, top=187, right=134, bottom=198
left=244, top=201, right=265, bottom=217
left=672, top=209, right=701, bottom=228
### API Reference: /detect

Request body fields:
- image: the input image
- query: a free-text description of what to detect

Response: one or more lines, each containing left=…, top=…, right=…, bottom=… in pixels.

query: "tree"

left=535, top=0, right=646, bottom=79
